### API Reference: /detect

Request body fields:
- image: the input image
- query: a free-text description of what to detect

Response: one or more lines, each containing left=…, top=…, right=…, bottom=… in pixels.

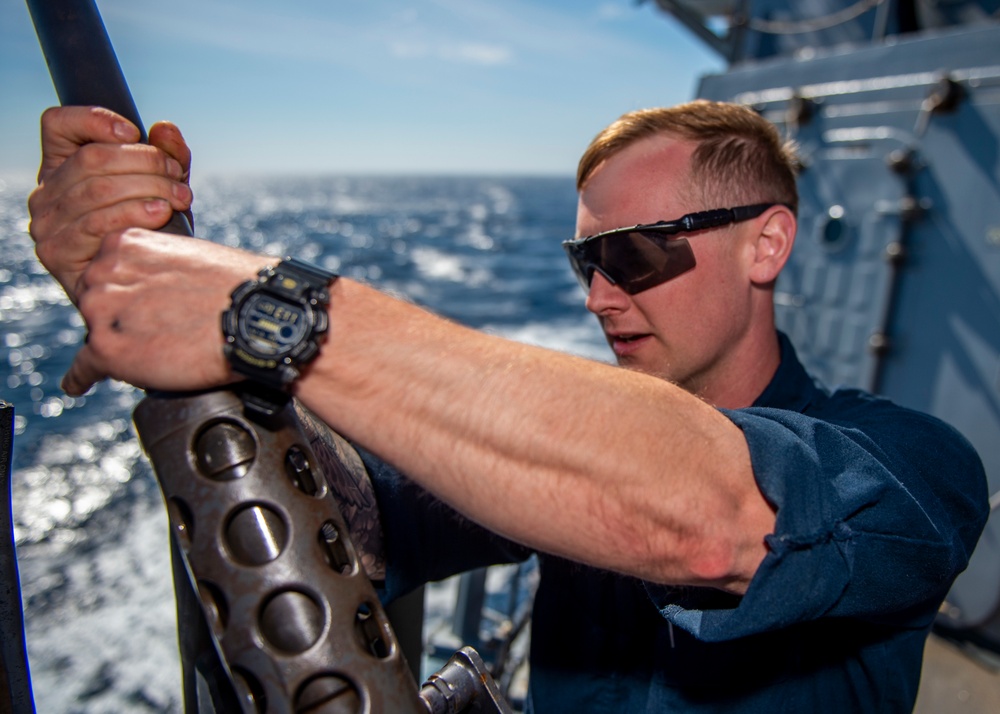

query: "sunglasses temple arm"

left=680, top=208, right=737, bottom=232
left=682, top=203, right=778, bottom=231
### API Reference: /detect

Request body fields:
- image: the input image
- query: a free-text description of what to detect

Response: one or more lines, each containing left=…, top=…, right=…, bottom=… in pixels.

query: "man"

left=28, top=101, right=987, bottom=712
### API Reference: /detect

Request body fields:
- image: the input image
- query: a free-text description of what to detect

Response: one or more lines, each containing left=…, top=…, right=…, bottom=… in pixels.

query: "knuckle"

left=104, top=227, right=148, bottom=265
left=26, top=186, right=43, bottom=214
left=28, top=186, right=49, bottom=225
left=34, top=235, right=56, bottom=268
left=75, top=286, right=99, bottom=318
left=122, top=142, right=161, bottom=169
left=101, top=227, right=129, bottom=254
left=79, top=209, right=111, bottom=238
left=73, top=145, right=97, bottom=173
left=151, top=146, right=181, bottom=178
left=75, top=143, right=107, bottom=172
left=78, top=255, right=109, bottom=296
left=81, top=174, right=117, bottom=205
left=39, top=106, right=62, bottom=134
left=77, top=279, right=115, bottom=319
left=120, top=226, right=150, bottom=243
left=116, top=224, right=138, bottom=241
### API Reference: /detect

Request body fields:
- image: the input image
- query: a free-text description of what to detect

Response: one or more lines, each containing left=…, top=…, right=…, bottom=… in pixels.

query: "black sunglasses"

left=562, top=203, right=783, bottom=295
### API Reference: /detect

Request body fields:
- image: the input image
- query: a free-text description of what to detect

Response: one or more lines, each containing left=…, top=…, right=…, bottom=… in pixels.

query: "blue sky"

left=1, top=0, right=722, bottom=178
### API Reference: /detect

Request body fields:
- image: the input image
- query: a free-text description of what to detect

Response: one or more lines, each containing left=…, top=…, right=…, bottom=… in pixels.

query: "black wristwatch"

left=222, top=257, right=338, bottom=390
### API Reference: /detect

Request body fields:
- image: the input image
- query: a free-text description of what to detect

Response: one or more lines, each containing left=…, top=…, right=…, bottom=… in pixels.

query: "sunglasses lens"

left=565, top=231, right=696, bottom=295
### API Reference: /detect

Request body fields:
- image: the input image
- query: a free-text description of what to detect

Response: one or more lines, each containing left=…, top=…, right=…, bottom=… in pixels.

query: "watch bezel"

left=221, top=259, right=335, bottom=388
left=226, top=283, right=325, bottom=362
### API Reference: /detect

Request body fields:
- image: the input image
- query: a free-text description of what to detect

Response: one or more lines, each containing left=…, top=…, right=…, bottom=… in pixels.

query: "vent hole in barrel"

left=319, top=520, right=356, bottom=576
left=285, top=445, right=326, bottom=497
left=354, top=602, right=392, bottom=660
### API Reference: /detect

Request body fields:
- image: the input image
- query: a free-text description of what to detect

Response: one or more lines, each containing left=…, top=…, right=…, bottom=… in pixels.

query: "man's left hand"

left=28, top=106, right=193, bottom=301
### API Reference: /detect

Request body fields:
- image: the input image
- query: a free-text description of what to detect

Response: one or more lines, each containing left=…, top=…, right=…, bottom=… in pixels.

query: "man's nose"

left=585, top=271, right=630, bottom=315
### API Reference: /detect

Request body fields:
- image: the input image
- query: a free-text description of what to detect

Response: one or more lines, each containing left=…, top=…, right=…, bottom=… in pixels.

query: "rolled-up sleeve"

left=645, top=396, right=988, bottom=642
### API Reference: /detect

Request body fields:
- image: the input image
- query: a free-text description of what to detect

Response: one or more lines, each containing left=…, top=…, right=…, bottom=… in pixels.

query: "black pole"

left=26, top=0, right=146, bottom=139
left=25, top=0, right=192, bottom=236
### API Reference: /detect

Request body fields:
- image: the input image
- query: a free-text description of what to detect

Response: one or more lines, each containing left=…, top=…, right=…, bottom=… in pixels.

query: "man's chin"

left=614, top=353, right=680, bottom=384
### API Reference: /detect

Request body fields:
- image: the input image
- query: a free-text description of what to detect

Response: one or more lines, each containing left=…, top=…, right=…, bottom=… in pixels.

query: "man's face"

left=575, top=134, right=757, bottom=399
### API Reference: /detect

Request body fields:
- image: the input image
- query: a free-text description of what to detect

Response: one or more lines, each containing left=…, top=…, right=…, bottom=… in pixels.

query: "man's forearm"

left=293, top=278, right=774, bottom=593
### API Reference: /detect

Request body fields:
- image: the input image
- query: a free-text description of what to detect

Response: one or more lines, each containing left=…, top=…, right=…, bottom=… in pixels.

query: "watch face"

left=239, top=292, right=310, bottom=357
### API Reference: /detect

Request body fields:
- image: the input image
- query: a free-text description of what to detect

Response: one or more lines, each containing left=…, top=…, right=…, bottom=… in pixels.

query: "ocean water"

left=0, top=174, right=610, bottom=712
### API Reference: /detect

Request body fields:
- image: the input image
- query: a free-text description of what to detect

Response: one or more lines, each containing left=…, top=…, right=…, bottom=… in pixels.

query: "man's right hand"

left=28, top=106, right=194, bottom=302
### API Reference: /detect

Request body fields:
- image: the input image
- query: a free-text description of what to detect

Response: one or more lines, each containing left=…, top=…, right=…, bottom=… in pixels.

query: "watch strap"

left=275, top=256, right=339, bottom=286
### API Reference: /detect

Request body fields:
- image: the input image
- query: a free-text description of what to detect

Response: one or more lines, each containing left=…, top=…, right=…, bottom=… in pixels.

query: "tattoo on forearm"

left=295, top=404, right=387, bottom=581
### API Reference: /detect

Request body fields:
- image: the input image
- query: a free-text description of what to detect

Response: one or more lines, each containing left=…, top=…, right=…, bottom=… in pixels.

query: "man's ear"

left=748, top=206, right=796, bottom=285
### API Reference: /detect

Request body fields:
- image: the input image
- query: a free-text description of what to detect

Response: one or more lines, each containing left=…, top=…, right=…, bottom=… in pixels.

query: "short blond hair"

left=577, top=100, right=800, bottom=215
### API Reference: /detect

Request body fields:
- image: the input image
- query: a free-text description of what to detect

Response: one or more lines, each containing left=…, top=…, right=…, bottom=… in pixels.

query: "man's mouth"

left=608, top=332, right=651, bottom=357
